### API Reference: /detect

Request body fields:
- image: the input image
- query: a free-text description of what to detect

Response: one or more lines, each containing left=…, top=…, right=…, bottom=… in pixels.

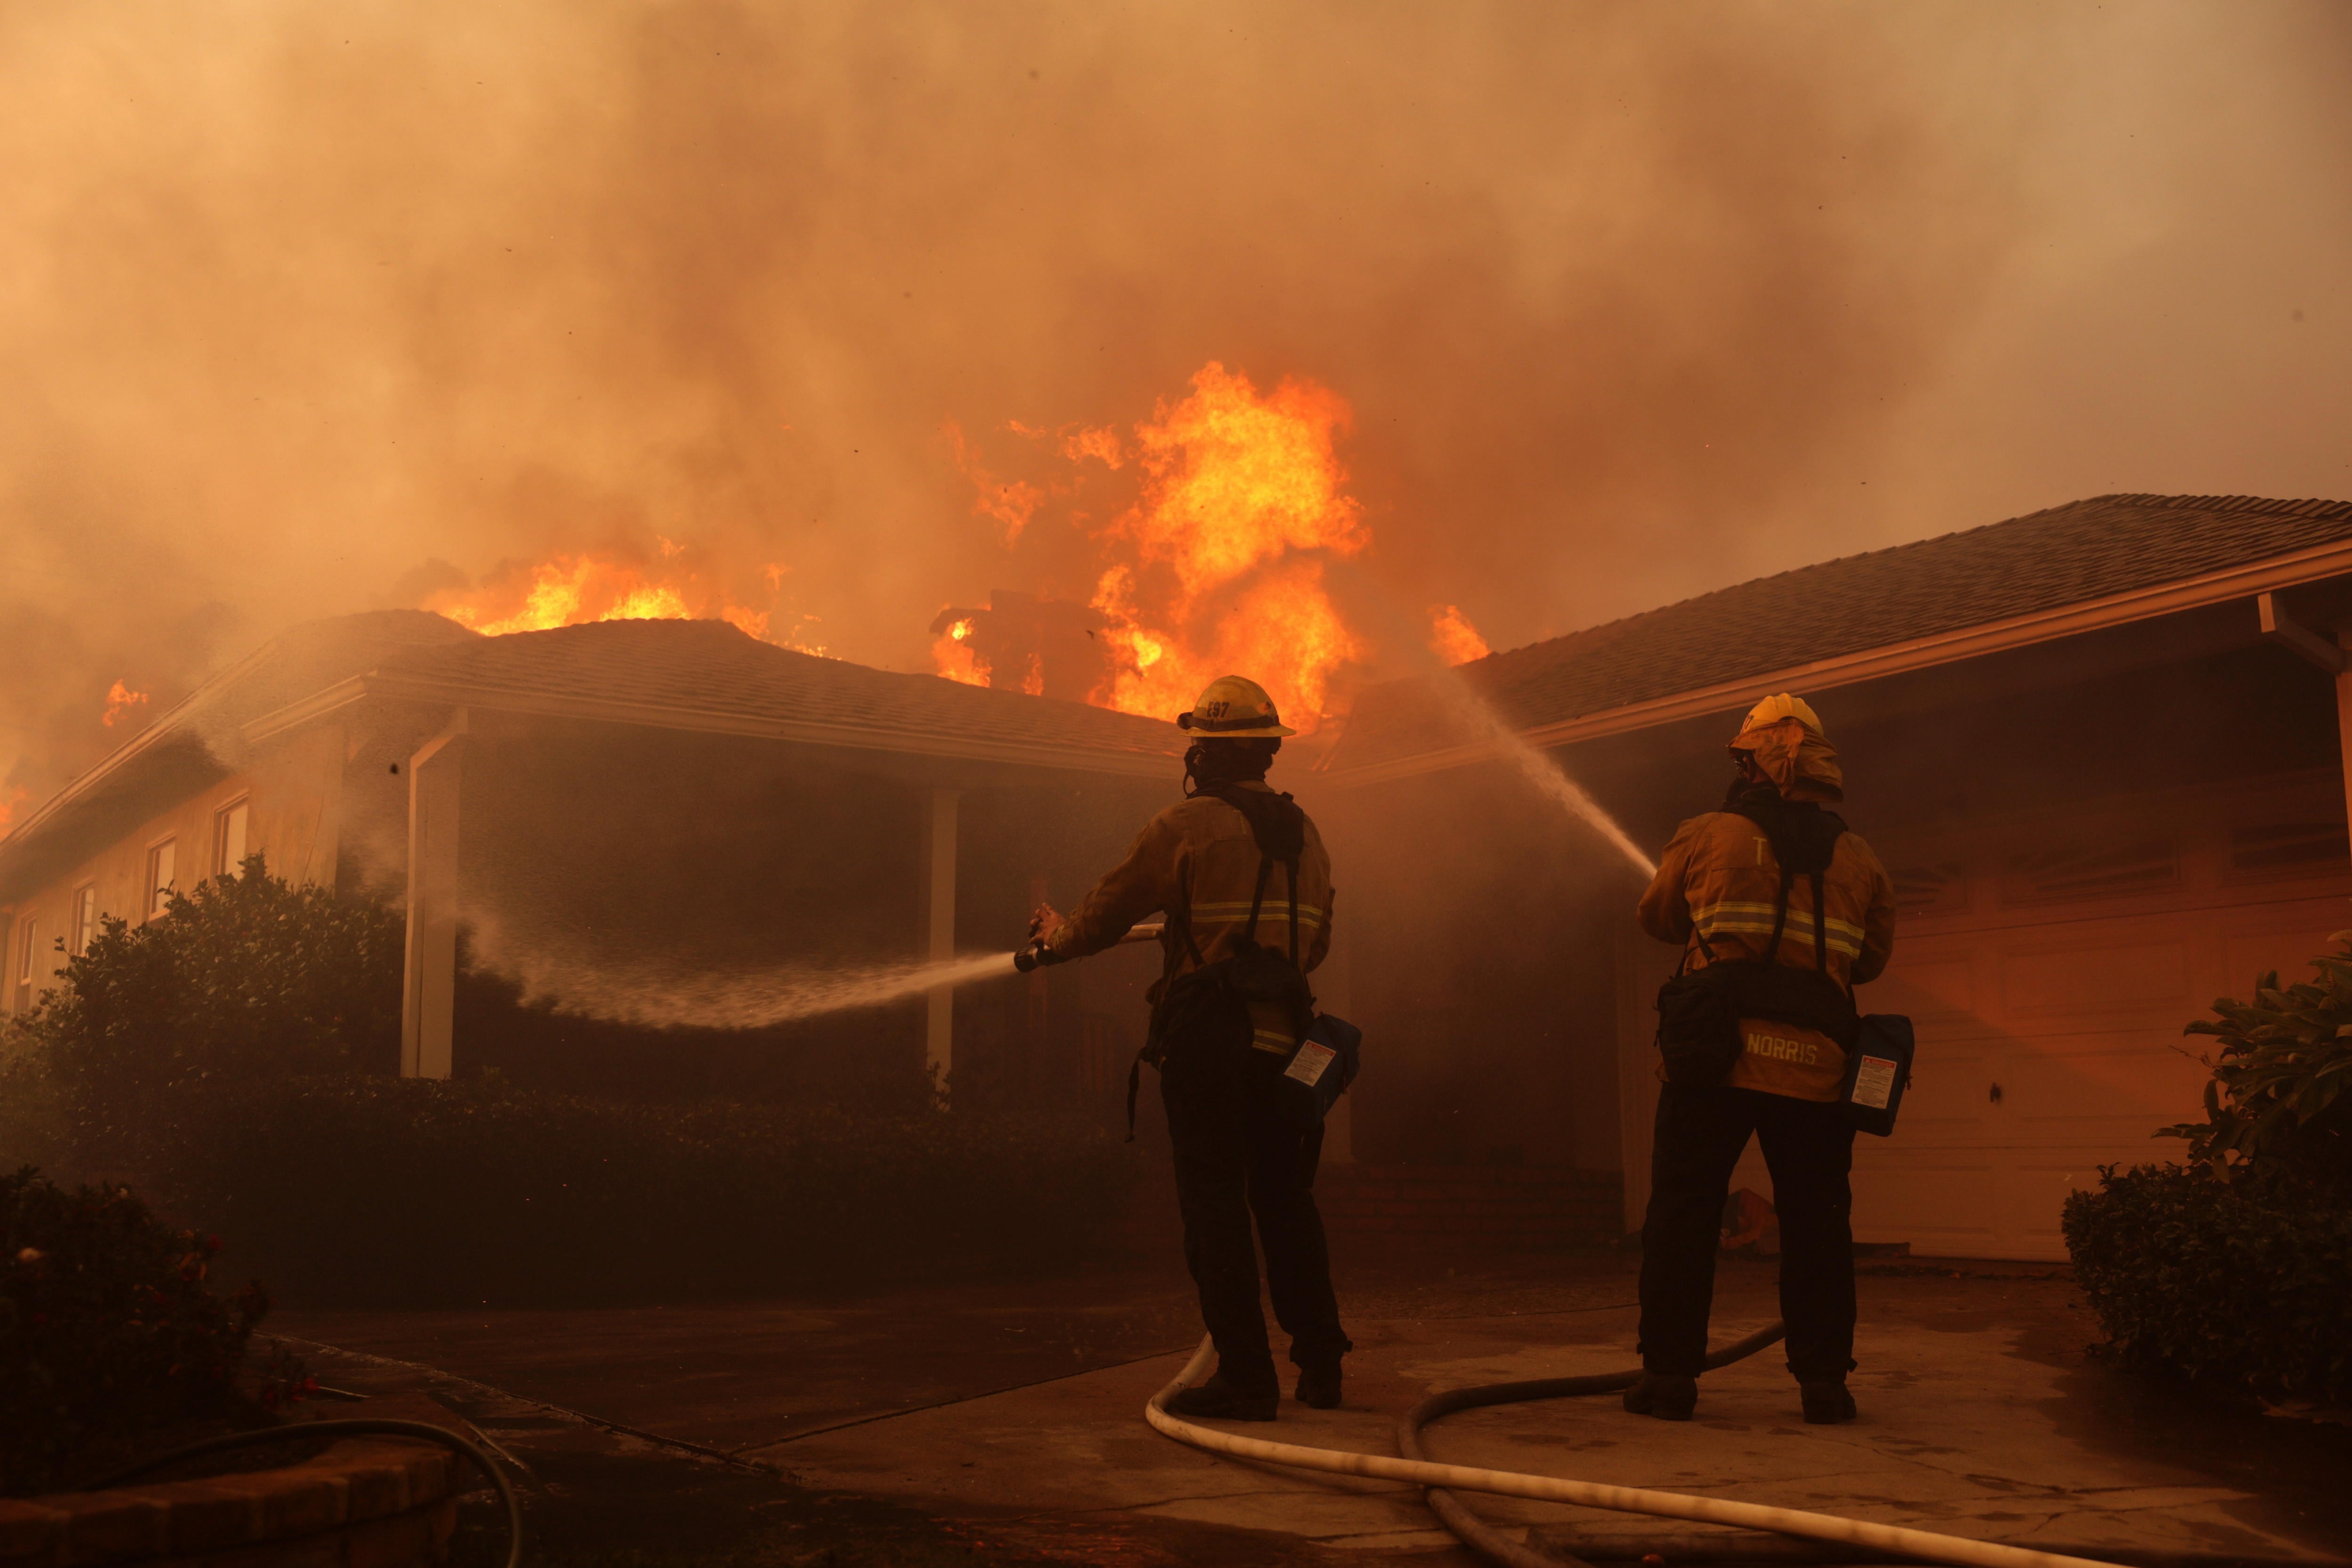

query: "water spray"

left=466, top=921, right=1165, bottom=1032
left=1325, top=557, right=1657, bottom=877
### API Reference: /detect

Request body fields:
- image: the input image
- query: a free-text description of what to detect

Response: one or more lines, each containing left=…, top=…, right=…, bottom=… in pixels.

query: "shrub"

left=2062, top=1163, right=2352, bottom=1402
left=2, top=855, right=1136, bottom=1306
left=2163, top=947, right=2352, bottom=1193
left=1, top=1168, right=303, bottom=1495
left=15, top=856, right=401, bottom=1173
left=164, top=1075, right=1136, bottom=1306
left=2064, top=941, right=2352, bottom=1404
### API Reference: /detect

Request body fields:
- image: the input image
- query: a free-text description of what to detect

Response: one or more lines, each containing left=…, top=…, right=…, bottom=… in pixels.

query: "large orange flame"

left=940, top=362, right=1375, bottom=733
left=1430, top=604, right=1492, bottom=665
left=425, top=551, right=825, bottom=654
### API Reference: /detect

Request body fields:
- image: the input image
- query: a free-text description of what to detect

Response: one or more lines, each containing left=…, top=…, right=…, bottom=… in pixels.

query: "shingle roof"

left=366, top=617, right=1188, bottom=772
left=1334, top=493, right=2352, bottom=769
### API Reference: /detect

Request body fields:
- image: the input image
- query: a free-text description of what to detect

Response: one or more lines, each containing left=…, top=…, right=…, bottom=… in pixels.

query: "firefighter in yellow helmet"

left=1627, top=694, right=1897, bottom=1425
left=1018, top=676, right=1349, bottom=1420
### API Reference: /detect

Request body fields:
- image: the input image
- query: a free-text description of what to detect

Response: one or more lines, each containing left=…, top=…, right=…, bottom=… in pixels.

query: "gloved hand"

left=1013, top=937, right=1066, bottom=973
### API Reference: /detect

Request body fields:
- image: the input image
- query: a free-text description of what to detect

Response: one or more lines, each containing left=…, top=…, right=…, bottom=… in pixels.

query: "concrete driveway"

left=273, top=1254, right=2352, bottom=1565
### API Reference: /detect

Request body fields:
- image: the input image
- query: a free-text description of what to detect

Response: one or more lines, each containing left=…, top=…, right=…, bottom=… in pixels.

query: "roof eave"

left=1332, top=532, right=2352, bottom=787
left=267, top=672, right=1184, bottom=780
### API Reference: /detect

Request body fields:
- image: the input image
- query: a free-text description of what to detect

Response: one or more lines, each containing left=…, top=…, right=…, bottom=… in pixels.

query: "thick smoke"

left=2, top=1, right=2347, bottom=808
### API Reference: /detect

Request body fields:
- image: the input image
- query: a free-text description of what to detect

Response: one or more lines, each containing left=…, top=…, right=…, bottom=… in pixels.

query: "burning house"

left=10, top=491, right=2352, bottom=1262
left=0, top=612, right=1183, bottom=1113
left=1323, top=492, right=2352, bottom=1260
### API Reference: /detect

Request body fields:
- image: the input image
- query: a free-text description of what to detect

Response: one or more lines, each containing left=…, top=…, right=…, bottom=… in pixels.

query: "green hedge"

left=146, top=1076, right=1136, bottom=1306
left=2062, top=1163, right=2352, bottom=1402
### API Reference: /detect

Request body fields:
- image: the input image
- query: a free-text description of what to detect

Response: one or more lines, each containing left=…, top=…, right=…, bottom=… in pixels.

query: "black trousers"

left=1637, top=1082, right=1857, bottom=1383
left=1161, top=1048, right=1352, bottom=1393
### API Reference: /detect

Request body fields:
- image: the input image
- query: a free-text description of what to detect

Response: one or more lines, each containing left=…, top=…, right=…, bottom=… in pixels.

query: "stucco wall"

left=3, top=724, right=347, bottom=1015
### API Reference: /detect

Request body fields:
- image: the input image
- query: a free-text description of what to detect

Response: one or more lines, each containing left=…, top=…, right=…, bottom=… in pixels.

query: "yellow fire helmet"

left=1730, top=692, right=1825, bottom=751
left=1176, top=675, right=1297, bottom=738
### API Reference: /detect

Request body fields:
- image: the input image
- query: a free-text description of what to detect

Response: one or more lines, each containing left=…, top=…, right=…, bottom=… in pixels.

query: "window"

left=145, top=838, right=177, bottom=920
left=214, top=798, right=250, bottom=877
left=15, top=918, right=33, bottom=986
left=70, top=884, right=96, bottom=956
left=2226, top=821, right=2351, bottom=882
left=2000, top=839, right=2176, bottom=905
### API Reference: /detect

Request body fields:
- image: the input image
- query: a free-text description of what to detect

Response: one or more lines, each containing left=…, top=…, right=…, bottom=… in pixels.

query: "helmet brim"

left=1176, top=715, right=1297, bottom=738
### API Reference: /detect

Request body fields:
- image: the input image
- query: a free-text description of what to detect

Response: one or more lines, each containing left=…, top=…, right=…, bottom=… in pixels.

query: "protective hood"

left=1729, top=696, right=1843, bottom=803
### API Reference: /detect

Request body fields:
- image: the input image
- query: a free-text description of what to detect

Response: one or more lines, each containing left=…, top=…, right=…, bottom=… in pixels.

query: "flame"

left=424, top=549, right=827, bottom=655
left=1430, top=605, right=1491, bottom=665
left=933, top=616, right=988, bottom=686
left=938, top=362, right=1369, bottom=733
left=102, top=680, right=150, bottom=728
left=0, top=785, right=26, bottom=839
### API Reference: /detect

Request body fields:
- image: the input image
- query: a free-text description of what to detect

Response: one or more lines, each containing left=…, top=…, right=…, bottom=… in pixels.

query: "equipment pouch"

left=1838, top=1013, right=1914, bottom=1136
left=1654, top=966, right=1745, bottom=1086
left=1276, top=1011, right=1361, bottom=1128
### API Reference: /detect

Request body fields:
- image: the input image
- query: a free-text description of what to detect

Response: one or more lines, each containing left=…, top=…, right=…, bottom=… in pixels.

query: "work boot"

left=1166, top=1373, right=1279, bottom=1422
left=1295, top=1363, right=1343, bottom=1409
left=1800, top=1380, right=1857, bottom=1424
left=1622, top=1372, right=1697, bottom=1421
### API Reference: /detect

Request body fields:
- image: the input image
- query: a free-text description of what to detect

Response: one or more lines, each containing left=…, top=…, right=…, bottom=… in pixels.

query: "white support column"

left=400, top=714, right=467, bottom=1080
left=921, top=787, right=960, bottom=1100
left=2336, top=629, right=2352, bottom=833
left=2260, top=595, right=2352, bottom=829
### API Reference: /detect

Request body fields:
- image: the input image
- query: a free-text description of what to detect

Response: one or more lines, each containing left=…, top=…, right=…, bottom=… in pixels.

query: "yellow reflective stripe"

left=1696, top=918, right=1862, bottom=958
left=1250, top=1029, right=1295, bottom=1054
left=1191, top=899, right=1327, bottom=917
left=1693, top=901, right=1867, bottom=942
left=1189, top=907, right=1324, bottom=929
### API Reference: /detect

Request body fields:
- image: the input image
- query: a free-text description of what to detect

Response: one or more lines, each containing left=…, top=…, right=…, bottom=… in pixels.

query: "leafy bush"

left=14, top=856, right=402, bottom=1173
left=2062, top=1163, right=2352, bottom=1401
left=0, top=854, right=1136, bottom=1307
left=2162, top=947, right=2352, bottom=1193
left=168, top=1076, right=1135, bottom=1305
left=2064, top=941, right=2352, bottom=1404
left=1, top=1168, right=305, bottom=1496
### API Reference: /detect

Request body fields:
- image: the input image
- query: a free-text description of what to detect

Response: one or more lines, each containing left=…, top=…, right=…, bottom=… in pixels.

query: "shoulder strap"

left=1284, top=857, right=1300, bottom=967
left=1762, top=867, right=1795, bottom=963
left=1174, top=860, right=1208, bottom=969
left=1242, top=853, right=1274, bottom=944
left=1809, top=871, right=1828, bottom=974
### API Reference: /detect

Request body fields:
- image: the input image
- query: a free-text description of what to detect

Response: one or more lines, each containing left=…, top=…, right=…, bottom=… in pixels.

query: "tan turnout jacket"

left=1638, top=810, right=1898, bottom=1100
left=1049, top=782, right=1334, bottom=1054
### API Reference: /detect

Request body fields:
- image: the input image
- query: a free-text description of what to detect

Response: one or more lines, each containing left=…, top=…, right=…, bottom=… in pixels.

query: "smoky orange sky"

left=3, top=1, right=2349, bottom=808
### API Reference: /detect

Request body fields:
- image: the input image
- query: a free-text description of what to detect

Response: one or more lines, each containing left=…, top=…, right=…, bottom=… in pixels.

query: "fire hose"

left=1146, top=1328, right=2130, bottom=1568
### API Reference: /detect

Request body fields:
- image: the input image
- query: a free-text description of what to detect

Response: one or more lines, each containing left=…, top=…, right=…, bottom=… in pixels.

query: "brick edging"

left=0, top=1433, right=458, bottom=1568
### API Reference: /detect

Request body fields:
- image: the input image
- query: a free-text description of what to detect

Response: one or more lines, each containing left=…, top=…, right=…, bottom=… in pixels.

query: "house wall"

left=1320, top=761, right=1636, bottom=1173
left=3, top=724, right=348, bottom=1015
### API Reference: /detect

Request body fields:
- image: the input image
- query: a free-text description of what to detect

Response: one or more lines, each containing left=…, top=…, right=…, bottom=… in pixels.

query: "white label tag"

left=1850, top=1055, right=1898, bottom=1111
left=1285, top=1040, right=1338, bottom=1088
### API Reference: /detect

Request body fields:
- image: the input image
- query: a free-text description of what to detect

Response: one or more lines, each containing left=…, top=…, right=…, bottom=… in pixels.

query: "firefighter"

left=1017, top=675, right=1349, bottom=1421
left=1627, top=694, right=1897, bottom=1425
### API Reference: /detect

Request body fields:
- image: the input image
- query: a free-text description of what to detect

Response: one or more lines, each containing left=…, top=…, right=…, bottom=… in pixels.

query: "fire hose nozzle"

left=1016, top=923, right=1163, bottom=971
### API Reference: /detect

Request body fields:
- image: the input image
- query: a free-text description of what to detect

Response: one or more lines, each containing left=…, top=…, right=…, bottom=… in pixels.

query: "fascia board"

left=358, top=674, right=1184, bottom=780
left=1331, top=539, right=2352, bottom=788
left=240, top=677, right=368, bottom=746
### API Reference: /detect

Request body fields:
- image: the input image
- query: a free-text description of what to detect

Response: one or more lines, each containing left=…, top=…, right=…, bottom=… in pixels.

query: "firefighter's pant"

left=1161, top=1046, right=1352, bottom=1394
left=1637, top=1082, right=1856, bottom=1383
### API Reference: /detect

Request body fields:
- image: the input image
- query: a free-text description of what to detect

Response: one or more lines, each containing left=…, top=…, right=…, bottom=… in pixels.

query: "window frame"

left=144, top=836, right=178, bottom=922
left=15, top=916, right=33, bottom=986
left=69, top=883, right=96, bottom=956
left=213, top=795, right=251, bottom=879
